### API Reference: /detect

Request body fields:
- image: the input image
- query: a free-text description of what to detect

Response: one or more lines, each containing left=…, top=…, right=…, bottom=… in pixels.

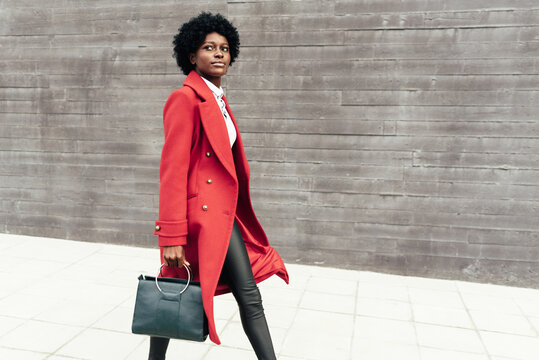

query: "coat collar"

left=183, top=71, right=238, bottom=181
left=183, top=70, right=215, bottom=102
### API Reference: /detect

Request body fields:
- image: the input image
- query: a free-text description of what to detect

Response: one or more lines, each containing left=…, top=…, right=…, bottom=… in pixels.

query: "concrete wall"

left=1, top=1, right=538, bottom=287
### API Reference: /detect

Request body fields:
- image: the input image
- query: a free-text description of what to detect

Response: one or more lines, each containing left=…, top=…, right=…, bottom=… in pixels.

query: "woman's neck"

left=197, top=70, right=221, bottom=88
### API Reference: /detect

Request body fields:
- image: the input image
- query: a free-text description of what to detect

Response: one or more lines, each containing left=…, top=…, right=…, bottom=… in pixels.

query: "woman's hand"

left=162, top=245, right=190, bottom=267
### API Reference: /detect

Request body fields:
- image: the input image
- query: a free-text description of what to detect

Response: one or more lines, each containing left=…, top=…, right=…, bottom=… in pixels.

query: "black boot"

left=148, top=336, right=170, bottom=360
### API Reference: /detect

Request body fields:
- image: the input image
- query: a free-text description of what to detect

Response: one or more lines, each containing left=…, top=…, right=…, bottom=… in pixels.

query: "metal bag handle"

left=155, top=263, right=191, bottom=295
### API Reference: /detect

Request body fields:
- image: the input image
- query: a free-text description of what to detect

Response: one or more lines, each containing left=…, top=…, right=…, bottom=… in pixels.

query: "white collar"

left=201, top=76, right=224, bottom=98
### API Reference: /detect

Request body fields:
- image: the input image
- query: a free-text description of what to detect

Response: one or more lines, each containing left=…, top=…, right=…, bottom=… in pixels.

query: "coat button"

left=155, top=225, right=161, bottom=231
left=202, top=205, right=208, bottom=211
left=205, top=152, right=211, bottom=157
left=206, top=179, right=212, bottom=184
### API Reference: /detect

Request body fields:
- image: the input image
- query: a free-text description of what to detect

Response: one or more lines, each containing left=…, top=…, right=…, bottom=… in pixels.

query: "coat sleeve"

left=154, top=90, right=196, bottom=247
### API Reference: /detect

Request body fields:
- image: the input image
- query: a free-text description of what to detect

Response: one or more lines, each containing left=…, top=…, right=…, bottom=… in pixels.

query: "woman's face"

left=190, top=32, right=230, bottom=86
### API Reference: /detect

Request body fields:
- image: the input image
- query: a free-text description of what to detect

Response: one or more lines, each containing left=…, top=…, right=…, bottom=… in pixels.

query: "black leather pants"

left=149, top=220, right=277, bottom=360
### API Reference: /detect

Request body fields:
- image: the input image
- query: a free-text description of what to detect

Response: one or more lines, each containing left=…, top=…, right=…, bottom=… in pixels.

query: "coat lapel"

left=184, top=71, right=237, bottom=181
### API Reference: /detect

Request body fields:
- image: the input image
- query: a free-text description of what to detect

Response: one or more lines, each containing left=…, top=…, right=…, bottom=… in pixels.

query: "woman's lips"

left=212, top=62, right=225, bottom=67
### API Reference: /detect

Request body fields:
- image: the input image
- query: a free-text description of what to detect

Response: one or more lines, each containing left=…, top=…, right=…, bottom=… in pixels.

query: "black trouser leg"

left=148, top=336, right=169, bottom=360
left=220, top=220, right=277, bottom=360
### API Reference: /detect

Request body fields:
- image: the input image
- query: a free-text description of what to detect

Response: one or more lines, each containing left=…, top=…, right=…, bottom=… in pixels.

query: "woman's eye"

left=222, top=47, right=229, bottom=52
left=204, top=45, right=213, bottom=51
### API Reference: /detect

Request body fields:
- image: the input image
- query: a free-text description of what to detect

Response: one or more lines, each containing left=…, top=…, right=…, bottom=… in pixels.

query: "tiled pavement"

left=0, top=233, right=538, bottom=360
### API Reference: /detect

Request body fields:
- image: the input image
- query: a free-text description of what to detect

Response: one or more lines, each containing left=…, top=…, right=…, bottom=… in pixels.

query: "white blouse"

left=201, top=77, right=237, bottom=148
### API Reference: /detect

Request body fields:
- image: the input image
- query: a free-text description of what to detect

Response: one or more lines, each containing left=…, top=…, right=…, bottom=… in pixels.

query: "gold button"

left=155, top=225, right=161, bottom=231
left=202, top=205, right=208, bottom=211
left=206, top=179, right=212, bottom=184
left=206, top=152, right=211, bottom=157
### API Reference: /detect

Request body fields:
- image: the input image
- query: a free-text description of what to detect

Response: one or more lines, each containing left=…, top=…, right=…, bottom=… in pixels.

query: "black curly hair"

left=173, top=12, right=240, bottom=75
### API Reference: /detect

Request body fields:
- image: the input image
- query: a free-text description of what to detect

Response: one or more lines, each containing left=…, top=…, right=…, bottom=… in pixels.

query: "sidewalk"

left=0, top=234, right=538, bottom=360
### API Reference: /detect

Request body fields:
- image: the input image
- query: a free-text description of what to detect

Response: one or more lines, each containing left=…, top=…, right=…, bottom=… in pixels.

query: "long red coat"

left=154, top=71, right=289, bottom=345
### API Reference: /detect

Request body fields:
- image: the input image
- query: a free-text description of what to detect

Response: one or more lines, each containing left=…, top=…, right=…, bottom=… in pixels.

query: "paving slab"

left=0, top=233, right=538, bottom=360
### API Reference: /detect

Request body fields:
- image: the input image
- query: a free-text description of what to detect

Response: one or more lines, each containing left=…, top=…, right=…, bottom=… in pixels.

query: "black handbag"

left=132, top=264, right=209, bottom=341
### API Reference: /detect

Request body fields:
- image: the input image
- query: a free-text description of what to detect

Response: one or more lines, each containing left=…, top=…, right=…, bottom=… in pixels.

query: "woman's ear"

left=189, top=53, right=196, bottom=65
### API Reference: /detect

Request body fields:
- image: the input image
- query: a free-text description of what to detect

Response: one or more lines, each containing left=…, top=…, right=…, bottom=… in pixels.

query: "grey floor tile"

left=420, top=347, right=489, bottom=360
left=413, top=304, right=474, bottom=328
left=352, top=339, right=420, bottom=360
left=299, top=290, right=355, bottom=314
left=460, top=292, right=522, bottom=315
left=0, top=315, right=26, bottom=337
left=1, top=233, right=539, bottom=360
left=305, top=276, right=358, bottom=296
left=354, top=316, right=417, bottom=345
left=0, top=347, right=48, bottom=360
left=357, top=282, right=409, bottom=302
left=356, top=297, right=412, bottom=320
left=56, top=328, right=144, bottom=360
left=480, top=331, right=539, bottom=360
left=470, top=309, right=536, bottom=336
left=0, top=320, right=82, bottom=353
left=408, top=287, right=464, bottom=309
left=415, top=323, right=484, bottom=353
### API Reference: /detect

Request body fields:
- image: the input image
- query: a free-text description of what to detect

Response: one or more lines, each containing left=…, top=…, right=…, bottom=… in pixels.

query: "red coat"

left=154, top=71, right=289, bottom=345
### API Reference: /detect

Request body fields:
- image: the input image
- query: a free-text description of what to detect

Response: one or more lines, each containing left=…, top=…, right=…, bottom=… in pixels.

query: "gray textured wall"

left=1, top=1, right=538, bottom=287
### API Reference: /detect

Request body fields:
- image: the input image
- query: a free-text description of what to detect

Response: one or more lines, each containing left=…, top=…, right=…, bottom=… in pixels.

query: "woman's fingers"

left=163, top=256, right=177, bottom=268
left=162, top=245, right=187, bottom=268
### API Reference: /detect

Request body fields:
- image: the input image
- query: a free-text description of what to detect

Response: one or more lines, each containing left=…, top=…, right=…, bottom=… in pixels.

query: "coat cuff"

left=155, top=220, right=188, bottom=246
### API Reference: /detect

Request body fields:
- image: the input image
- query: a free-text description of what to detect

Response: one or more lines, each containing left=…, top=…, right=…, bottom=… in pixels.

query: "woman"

left=149, top=12, right=289, bottom=360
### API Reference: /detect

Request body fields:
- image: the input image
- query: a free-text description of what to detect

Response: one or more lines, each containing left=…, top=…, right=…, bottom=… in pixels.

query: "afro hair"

left=173, top=12, right=240, bottom=75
